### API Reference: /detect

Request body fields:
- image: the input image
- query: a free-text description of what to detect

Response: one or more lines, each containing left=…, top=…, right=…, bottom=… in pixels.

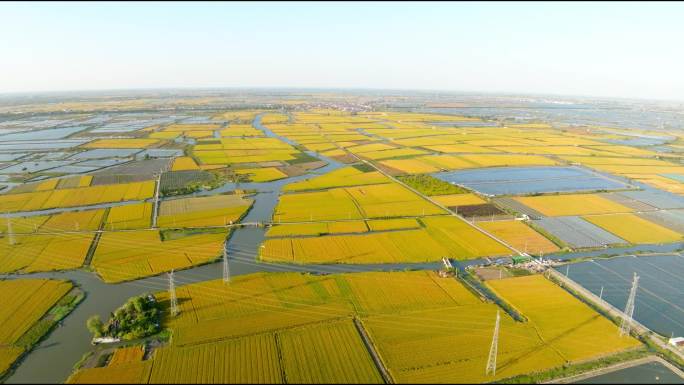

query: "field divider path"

left=353, top=317, right=393, bottom=384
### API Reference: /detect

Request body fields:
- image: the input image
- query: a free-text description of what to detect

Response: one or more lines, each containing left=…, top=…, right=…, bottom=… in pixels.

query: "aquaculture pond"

left=557, top=254, right=684, bottom=338
left=434, top=166, right=631, bottom=196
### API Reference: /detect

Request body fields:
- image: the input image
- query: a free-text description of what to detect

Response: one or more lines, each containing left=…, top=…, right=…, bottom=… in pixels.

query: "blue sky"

left=2, top=2, right=684, bottom=100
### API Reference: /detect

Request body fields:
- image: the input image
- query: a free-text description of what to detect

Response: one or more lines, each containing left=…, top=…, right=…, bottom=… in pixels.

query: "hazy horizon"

left=2, top=2, right=684, bottom=101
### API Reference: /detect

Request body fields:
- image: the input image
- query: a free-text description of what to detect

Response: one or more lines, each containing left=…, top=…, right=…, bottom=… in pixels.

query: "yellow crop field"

left=478, top=220, right=559, bottom=254
left=158, top=194, right=253, bottom=228
left=40, top=209, right=105, bottom=232
left=67, top=361, right=153, bottom=384
left=431, top=193, right=486, bottom=207
left=0, top=346, right=24, bottom=376
left=171, top=156, right=200, bottom=171
left=284, top=167, right=389, bottom=192
left=220, top=124, right=264, bottom=137
left=0, top=279, right=72, bottom=344
left=266, top=221, right=368, bottom=237
left=148, top=131, right=180, bottom=140
left=347, top=143, right=396, bottom=153
left=360, top=148, right=429, bottom=160
left=82, top=139, right=160, bottom=149
left=488, top=275, right=641, bottom=362
left=0, top=233, right=95, bottom=273
left=379, top=158, right=440, bottom=174
left=108, top=346, right=144, bottom=366
left=513, top=194, right=634, bottom=217
left=274, top=189, right=362, bottom=222
left=366, top=218, right=420, bottom=231
left=0, top=215, right=49, bottom=235
left=261, top=228, right=452, bottom=264
left=235, top=167, right=288, bottom=182
left=162, top=123, right=222, bottom=132
left=105, top=203, right=152, bottom=230
left=423, top=144, right=497, bottom=153
left=460, top=154, right=557, bottom=168
left=421, top=216, right=512, bottom=259
left=0, top=181, right=154, bottom=213
left=420, top=155, right=479, bottom=170
left=92, top=230, right=226, bottom=282
left=261, top=113, right=290, bottom=124
left=70, top=270, right=641, bottom=383
left=583, top=213, right=683, bottom=244
left=279, top=320, right=383, bottom=383
left=345, top=183, right=445, bottom=218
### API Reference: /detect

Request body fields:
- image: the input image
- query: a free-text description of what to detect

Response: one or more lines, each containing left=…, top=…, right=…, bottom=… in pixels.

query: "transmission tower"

left=223, top=242, right=230, bottom=284
left=6, top=217, right=16, bottom=246
left=168, top=270, right=179, bottom=316
left=486, top=310, right=500, bottom=376
left=619, top=272, right=640, bottom=337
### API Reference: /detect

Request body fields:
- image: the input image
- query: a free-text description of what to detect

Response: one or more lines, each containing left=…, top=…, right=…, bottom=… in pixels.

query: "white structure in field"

left=619, top=272, right=640, bottom=337
left=486, top=310, right=500, bottom=376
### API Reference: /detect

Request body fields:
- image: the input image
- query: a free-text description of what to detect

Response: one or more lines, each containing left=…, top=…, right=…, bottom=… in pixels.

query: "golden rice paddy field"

left=0, top=279, right=72, bottom=376
left=0, top=181, right=154, bottom=213
left=157, top=194, right=253, bottom=228
left=513, top=194, right=634, bottom=217
left=234, top=167, right=288, bottom=182
left=0, top=210, right=104, bottom=273
left=283, top=167, right=390, bottom=192
left=478, top=220, right=560, bottom=254
left=266, top=221, right=368, bottom=237
left=262, top=216, right=510, bottom=263
left=170, top=157, right=200, bottom=171
left=430, top=193, right=486, bottom=207
left=104, top=203, right=152, bottom=230
left=67, top=271, right=641, bottom=383
left=275, top=182, right=445, bottom=222
left=582, top=213, right=683, bottom=244
left=91, top=230, right=227, bottom=282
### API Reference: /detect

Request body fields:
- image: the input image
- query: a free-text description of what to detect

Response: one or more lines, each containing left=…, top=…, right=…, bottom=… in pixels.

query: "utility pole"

left=168, top=270, right=179, bottom=316
left=6, top=216, right=16, bottom=246
left=486, top=310, right=500, bottom=376
left=152, top=169, right=162, bottom=229
left=223, top=242, right=230, bottom=284
left=619, top=273, right=639, bottom=337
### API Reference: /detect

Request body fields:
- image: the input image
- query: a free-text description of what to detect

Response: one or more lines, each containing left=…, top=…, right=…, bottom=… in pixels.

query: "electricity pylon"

left=223, top=242, right=230, bottom=284
left=619, top=272, right=639, bottom=337
left=168, top=270, right=179, bottom=316
left=6, top=217, right=16, bottom=246
left=486, top=310, right=500, bottom=376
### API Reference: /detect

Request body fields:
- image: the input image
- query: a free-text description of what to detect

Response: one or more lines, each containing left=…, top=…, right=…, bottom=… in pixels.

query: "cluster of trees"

left=87, top=295, right=161, bottom=341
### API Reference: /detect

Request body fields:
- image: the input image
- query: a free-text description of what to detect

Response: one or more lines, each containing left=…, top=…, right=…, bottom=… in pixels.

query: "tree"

left=86, top=315, right=104, bottom=337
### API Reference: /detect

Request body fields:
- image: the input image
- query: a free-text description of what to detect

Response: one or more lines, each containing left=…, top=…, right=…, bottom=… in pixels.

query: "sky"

left=1, top=2, right=684, bottom=101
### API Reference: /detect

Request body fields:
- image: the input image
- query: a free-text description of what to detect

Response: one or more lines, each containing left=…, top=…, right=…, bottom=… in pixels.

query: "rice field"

left=0, top=279, right=72, bottom=376
left=583, top=213, right=683, bottom=244
left=478, top=220, right=559, bottom=254
left=91, top=230, right=227, bottom=282
left=266, top=221, right=368, bottom=237
left=284, top=167, right=389, bottom=192
left=170, top=157, right=200, bottom=171
left=105, top=203, right=152, bottom=230
left=431, top=193, right=486, bottom=207
left=0, top=181, right=155, bottom=213
left=513, top=194, right=634, bottom=217
left=262, top=216, right=509, bottom=263
left=158, top=194, right=253, bottom=228
left=234, top=167, right=288, bottom=182
left=70, top=267, right=644, bottom=383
